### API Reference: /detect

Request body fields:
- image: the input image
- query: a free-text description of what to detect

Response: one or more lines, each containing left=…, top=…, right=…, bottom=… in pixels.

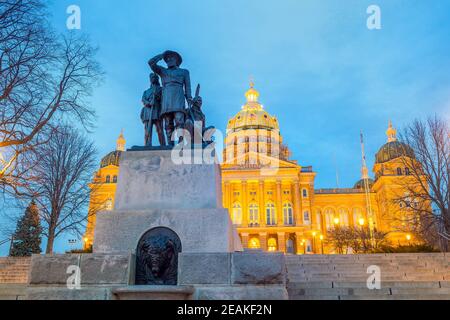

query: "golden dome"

left=227, top=82, right=279, bottom=132
left=376, top=122, right=414, bottom=164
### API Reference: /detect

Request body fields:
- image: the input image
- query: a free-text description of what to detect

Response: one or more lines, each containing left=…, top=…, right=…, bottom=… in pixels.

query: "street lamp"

left=333, top=217, right=340, bottom=232
left=301, top=239, right=306, bottom=254
left=406, top=234, right=412, bottom=245
left=319, top=235, right=324, bottom=254
left=312, top=231, right=317, bottom=254
left=358, top=218, right=365, bottom=227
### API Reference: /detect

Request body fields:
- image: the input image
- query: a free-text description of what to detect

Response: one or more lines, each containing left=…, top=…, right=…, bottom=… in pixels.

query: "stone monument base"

left=94, top=208, right=242, bottom=254
left=93, top=148, right=243, bottom=254
left=25, top=252, right=288, bottom=300
left=25, top=147, right=289, bottom=300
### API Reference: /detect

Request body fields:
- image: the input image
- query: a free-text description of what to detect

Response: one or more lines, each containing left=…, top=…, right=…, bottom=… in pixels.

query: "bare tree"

left=393, top=116, right=450, bottom=250
left=31, top=126, right=98, bottom=254
left=326, top=226, right=388, bottom=254
left=0, top=0, right=102, bottom=194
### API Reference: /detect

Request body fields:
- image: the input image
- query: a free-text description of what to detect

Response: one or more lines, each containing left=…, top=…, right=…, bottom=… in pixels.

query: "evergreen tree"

left=10, top=200, right=42, bottom=256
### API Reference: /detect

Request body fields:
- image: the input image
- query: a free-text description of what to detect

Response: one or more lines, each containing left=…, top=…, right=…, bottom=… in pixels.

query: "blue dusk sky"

left=1, top=0, right=449, bottom=255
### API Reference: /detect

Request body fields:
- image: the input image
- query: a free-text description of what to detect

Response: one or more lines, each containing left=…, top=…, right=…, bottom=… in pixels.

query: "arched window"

left=405, top=167, right=410, bottom=175
left=339, top=208, right=349, bottom=226
left=232, top=202, right=242, bottom=225
left=303, top=210, right=311, bottom=225
left=248, top=237, right=260, bottom=249
left=266, top=202, right=277, bottom=226
left=268, top=238, right=277, bottom=252
left=106, top=175, right=111, bottom=183
left=324, top=208, right=335, bottom=229
left=315, top=210, right=322, bottom=230
left=248, top=203, right=259, bottom=226
left=352, top=208, right=364, bottom=227
left=283, top=202, right=294, bottom=225
left=302, top=189, right=308, bottom=198
left=113, top=175, right=118, bottom=183
left=397, top=167, right=403, bottom=175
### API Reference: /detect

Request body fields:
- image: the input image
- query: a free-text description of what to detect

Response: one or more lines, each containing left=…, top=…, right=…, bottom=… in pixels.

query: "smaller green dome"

left=375, top=141, right=414, bottom=164
left=100, top=150, right=122, bottom=168
left=354, top=178, right=374, bottom=189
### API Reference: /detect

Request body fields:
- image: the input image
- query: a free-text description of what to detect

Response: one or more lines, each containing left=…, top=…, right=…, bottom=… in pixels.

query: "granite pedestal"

left=26, top=149, right=287, bottom=300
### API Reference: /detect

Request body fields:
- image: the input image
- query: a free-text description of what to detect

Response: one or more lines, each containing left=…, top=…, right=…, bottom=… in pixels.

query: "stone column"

left=276, top=180, right=283, bottom=226
left=277, top=232, right=286, bottom=253
left=242, top=181, right=248, bottom=227
left=259, top=232, right=268, bottom=251
left=294, top=181, right=301, bottom=226
left=241, top=232, right=249, bottom=249
left=295, top=232, right=303, bottom=254
left=259, top=181, right=266, bottom=227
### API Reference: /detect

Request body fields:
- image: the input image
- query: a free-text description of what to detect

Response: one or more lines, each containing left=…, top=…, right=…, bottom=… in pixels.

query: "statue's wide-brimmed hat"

left=163, top=50, right=183, bottom=66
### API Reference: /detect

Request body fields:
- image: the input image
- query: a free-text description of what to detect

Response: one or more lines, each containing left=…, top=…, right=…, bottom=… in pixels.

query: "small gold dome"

left=386, top=120, right=397, bottom=143
left=376, top=122, right=414, bottom=164
left=227, top=82, right=279, bottom=132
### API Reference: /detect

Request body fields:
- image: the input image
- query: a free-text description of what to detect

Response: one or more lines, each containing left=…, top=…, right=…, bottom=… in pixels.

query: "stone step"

left=288, top=287, right=392, bottom=297
left=287, top=281, right=334, bottom=289
left=288, top=271, right=410, bottom=277
left=289, top=295, right=340, bottom=300
left=288, top=281, right=446, bottom=289
left=390, top=287, right=450, bottom=295
left=0, top=285, right=27, bottom=296
left=339, top=294, right=450, bottom=300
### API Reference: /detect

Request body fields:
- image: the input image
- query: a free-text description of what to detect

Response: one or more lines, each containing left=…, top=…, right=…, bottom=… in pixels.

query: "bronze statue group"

left=141, top=50, right=212, bottom=147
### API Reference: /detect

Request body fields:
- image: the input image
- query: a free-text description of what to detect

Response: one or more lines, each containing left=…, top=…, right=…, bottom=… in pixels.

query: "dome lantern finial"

left=386, top=120, right=397, bottom=143
left=245, top=77, right=259, bottom=104
left=116, top=129, right=126, bottom=151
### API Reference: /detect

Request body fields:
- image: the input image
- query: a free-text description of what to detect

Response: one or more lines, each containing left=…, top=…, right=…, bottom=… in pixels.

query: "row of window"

left=232, top=189, right=309, bottom=198
left=231, top=202, right=312, bottom=226
left=397, top=167, right=411, bottom=176
left=231, top=204, right=374, bottom=230
left=227, top=136, right=279, bottom=145
left=248, top=237, right=311, bottom=254
left=319, top=208, right=366, bottom=229
left=105, top=175, right=118, bottom=184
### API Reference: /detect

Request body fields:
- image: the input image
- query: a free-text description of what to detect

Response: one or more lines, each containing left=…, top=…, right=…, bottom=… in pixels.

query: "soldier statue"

left=141, top=73, right=166, bottom=146
left=148, top=51, right=192, bottom=146
left=184, top=84, right=215, bottom=145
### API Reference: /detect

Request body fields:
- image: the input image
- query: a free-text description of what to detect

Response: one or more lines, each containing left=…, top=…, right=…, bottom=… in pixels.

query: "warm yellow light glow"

left=268, top=238, right=277, bottom=251
left=312, top=231, right=317, bottom=237
left=249, top=238, right=260, bottom=249
left=333, top=217, right=340, bottom=225
left=358, top=218, right=365, bottom=226
left=319, top=235, right=324, bottom=240
left=83, top=237, right=89, bottom=243
left=406, top=234, right=412, bottom=241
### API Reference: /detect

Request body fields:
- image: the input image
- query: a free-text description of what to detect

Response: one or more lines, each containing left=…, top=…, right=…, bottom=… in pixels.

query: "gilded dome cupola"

left=227, top=81, right=279, bottom=133
left=100, top=131, right=126, bottom=168
left=375, top=121, right=415, bottom=164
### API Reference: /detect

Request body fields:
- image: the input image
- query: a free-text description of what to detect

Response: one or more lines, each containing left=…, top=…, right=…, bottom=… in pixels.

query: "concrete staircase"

left=286, top=253, right=450, bottom=300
